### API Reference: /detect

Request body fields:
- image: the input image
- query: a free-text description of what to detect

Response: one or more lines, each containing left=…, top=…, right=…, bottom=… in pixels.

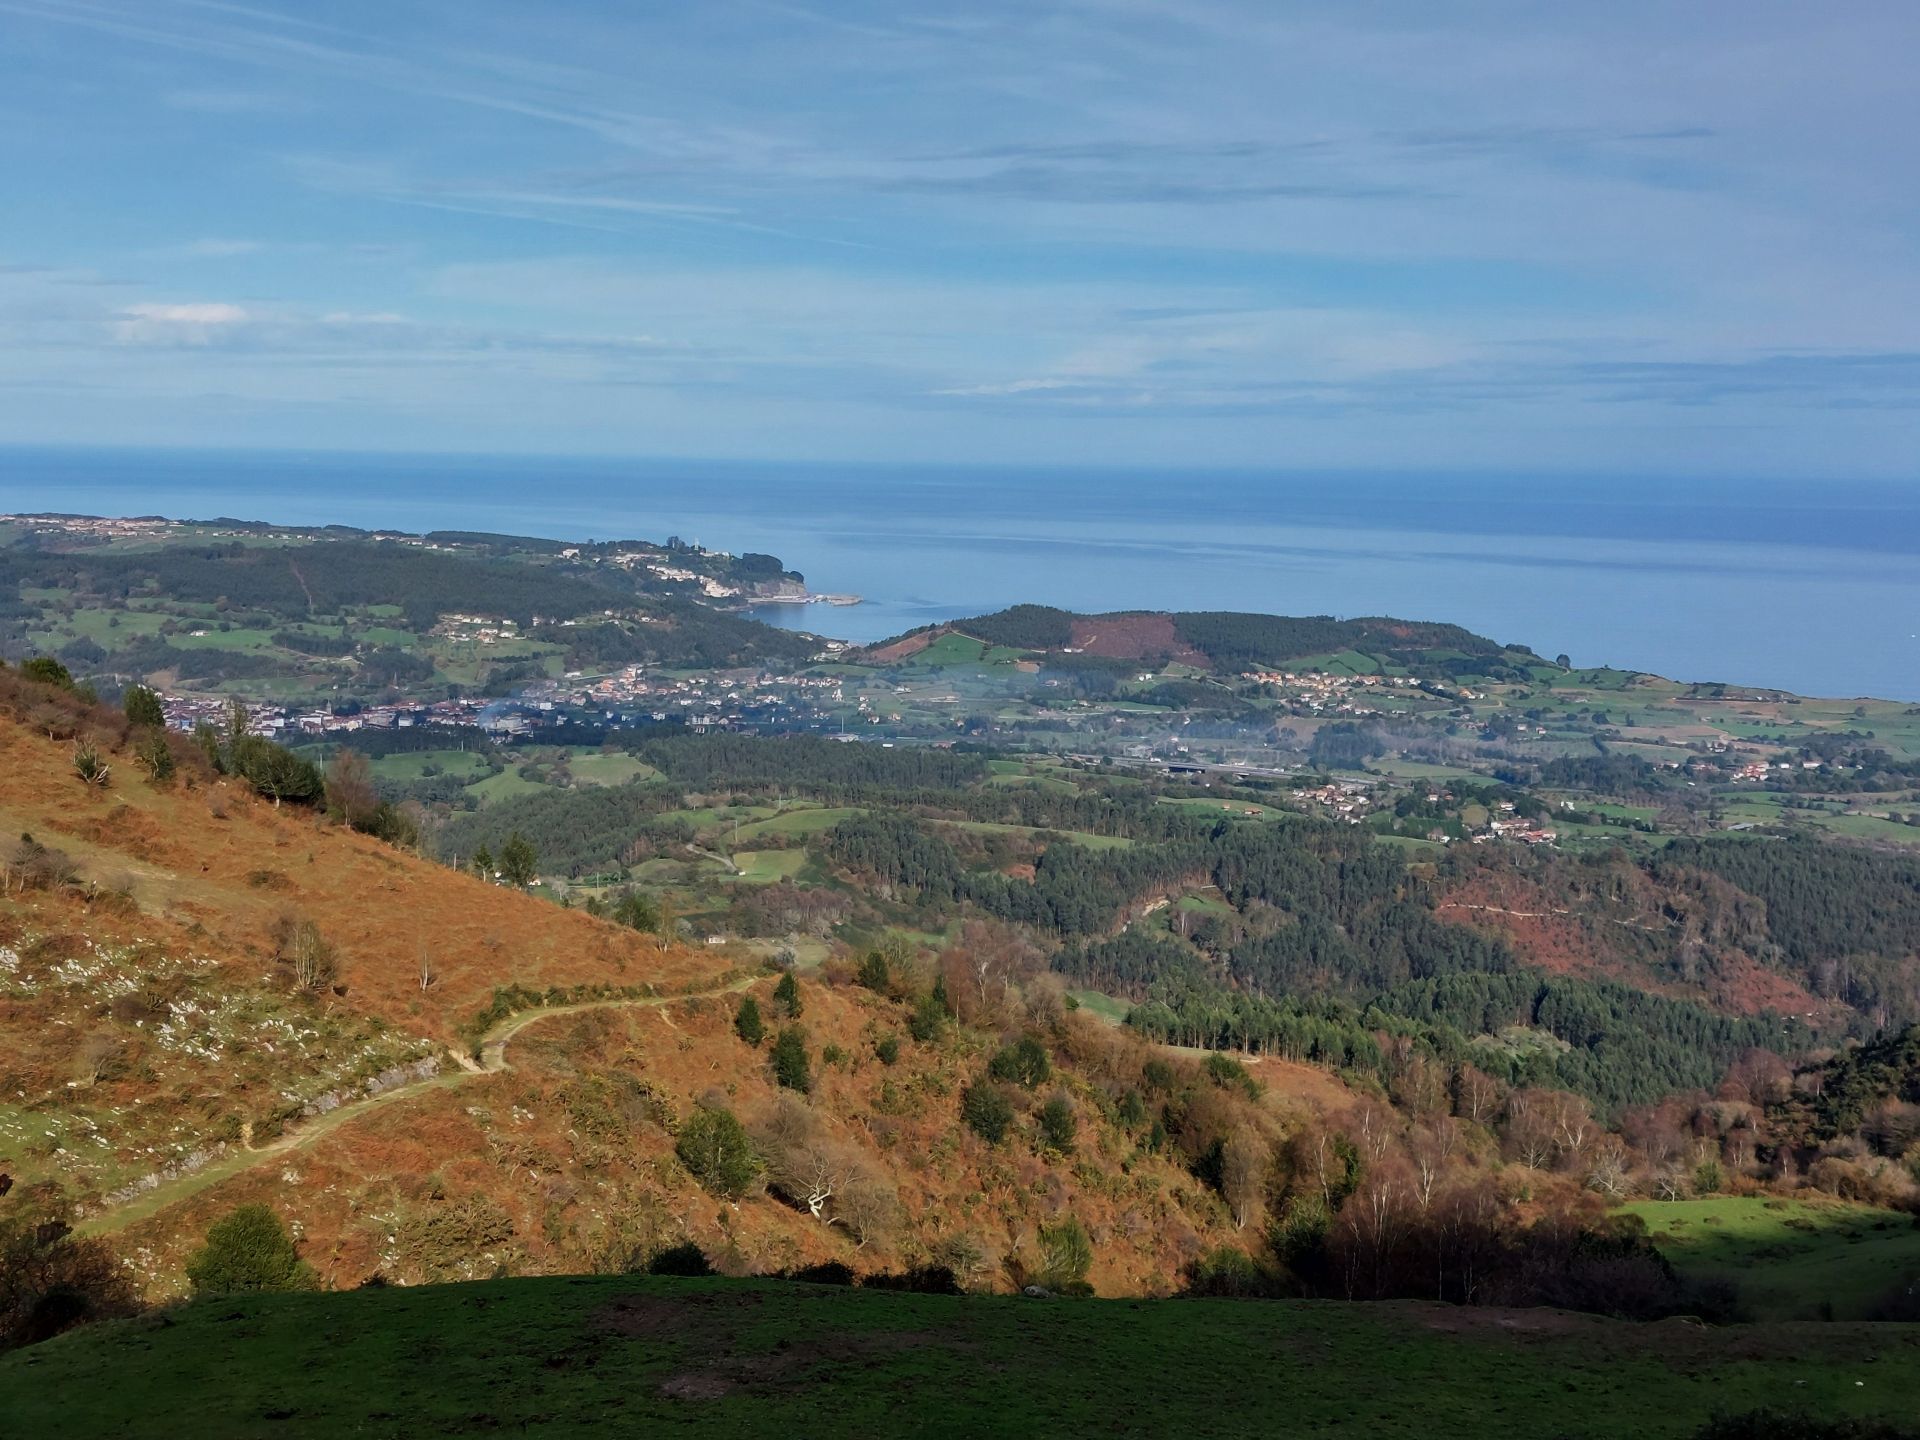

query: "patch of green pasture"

left=354, top=625, right=419, bottom=647
left=166, top=627, right=278, bottom=651
left=730, top=850, right=811, bottom=884
left=368, top=749, right=495, bottom=782
left=6, top=1276, right=1917, bottom=1440
left=933, top=820, right=1133, bottom=850
left=564, top=751, right=660, bottom=786
left=731, top=807, right=864, bottom=841
left=1067, top=988, right=1133, bottom=1025
left=1625, top=1197, right=1920, bottom=1320
left=466, top=769, right=552, bottom=806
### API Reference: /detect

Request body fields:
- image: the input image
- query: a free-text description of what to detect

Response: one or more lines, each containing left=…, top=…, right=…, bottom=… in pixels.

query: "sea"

left=3, top=446, right=1917, bottom=702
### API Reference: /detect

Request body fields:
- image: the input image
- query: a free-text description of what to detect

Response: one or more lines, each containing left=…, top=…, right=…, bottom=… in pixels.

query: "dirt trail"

left=77, top=975, right=757, bottom=1238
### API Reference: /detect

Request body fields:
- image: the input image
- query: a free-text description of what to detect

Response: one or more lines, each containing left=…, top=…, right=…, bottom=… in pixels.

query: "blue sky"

left=2, top=1, right=1917, bottom=473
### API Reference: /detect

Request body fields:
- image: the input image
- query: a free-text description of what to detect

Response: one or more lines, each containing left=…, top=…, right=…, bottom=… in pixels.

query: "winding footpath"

left=77, top=975, right=758, bottom=1239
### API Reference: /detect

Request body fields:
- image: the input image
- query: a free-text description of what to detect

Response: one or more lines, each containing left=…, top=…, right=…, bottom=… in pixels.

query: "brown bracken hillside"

left=0, top=687, right=1325, bottom=1298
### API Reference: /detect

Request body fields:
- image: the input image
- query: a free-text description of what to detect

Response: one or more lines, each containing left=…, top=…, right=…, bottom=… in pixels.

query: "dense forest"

left=891, top=606, right=1513, bottom=672
left=1655, top=837, right=1920, bottom=1024
left=1167, top=611, right=1504, bottom=669
left=0, top=540, right=622, bottom=630
left=422, top=723, right=1920, bottom=1117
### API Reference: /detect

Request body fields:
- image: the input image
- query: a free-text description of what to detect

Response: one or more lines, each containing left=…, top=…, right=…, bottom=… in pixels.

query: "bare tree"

left=1454, top=1064, right=1505, bottom=1126
left=1504, top=1089, right=1560, bottom=1171
left=755, top=1095, right=859, bottom=1221
left=1221, top=1129, right=1269, bottom=1230
left=1585, top=1137, right=1635, bottom=1201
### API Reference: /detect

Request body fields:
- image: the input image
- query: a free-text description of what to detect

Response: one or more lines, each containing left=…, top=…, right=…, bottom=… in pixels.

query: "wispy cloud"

left=115, top=301, right=251, bottom=344
left=0, top=1, right=1915, bottom=468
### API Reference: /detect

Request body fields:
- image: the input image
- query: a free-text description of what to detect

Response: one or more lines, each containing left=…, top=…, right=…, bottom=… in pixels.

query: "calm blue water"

left=4, top=446, right=1917, bottom=700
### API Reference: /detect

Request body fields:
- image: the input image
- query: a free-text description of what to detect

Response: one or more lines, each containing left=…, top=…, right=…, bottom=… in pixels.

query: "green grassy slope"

left=6, top=1277, right=1919, bottom=1439
left=1626, top=1198, right=1920, bottom=1321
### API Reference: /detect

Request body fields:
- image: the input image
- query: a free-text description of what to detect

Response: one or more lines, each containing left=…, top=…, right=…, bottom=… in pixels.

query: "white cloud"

left=115, top=302, right=252, bottom=345
left=932, top=378, right=1074, bottom=396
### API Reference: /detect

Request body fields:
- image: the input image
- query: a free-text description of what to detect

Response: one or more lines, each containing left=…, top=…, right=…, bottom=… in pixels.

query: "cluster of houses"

left=1732, top=757, right=1825, bottom=781
left=509, top=664, right=863, bottom=735
left=1239, top=669, right=1429, bottom=718
left=1289, top=780, right=1376, bottom=822
left=1480, top=814, right=1559, bottom=845
left=159, top=693, right=492, bottom=738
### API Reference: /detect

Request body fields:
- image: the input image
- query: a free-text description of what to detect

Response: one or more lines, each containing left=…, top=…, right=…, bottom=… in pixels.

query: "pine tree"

left=1038, top=1093, right=1077, bottom=1154
left=856, top=949, right=891, bottom=993
left=675, top=1107, right=761, bottom=1199
left=499, top=831, right=538, bottom=887
left=734, top=995, right=765, bottom=1046
left=122, top=684, right=165, bottom=729
left=773, top=969, right=802, bottom=1018
left=772, top=1025, right=811, bottom=1093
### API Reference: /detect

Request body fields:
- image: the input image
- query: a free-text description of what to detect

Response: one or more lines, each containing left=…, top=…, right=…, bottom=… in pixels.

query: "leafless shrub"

left=77, top=1032, right=128, bottom=1084
left=271, top=913, right=338, bottom=993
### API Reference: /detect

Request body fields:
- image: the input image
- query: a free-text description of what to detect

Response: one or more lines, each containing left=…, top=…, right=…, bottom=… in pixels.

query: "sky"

left=1, top=1, right=1917, bottom=474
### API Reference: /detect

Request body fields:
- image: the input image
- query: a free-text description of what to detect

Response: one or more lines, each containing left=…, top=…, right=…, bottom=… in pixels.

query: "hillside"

left=0, top=686, right=1294, bottom=1300
left=0, top=514, right=820, bottom=702
left=6, top=1275, right=1919, bottom=1439
left=7, top=655, right=1920, bottom=1413
left=864, top=605, right=1515, bottom=675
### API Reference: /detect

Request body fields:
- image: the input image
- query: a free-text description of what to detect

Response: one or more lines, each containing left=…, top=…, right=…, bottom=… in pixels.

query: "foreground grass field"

left=1626, top=1197, right=1920, bottom=1321
left=4, top=1277, right=1918, bottom=1439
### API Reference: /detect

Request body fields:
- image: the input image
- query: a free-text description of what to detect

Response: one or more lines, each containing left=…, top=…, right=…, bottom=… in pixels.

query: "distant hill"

left=864, top=605, right=1522, bottom=675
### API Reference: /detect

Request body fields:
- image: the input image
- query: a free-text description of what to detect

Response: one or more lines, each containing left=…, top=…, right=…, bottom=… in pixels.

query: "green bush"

left=988, top=1035, right=1051, bottom=1088
left=184, top=1205, right=316, bottom=1296
left=961, top=1082, right=1015, bottom=1145
left=875, top=1035, right=900, bottom=1065
left=20, top=656, right=73, bottom=690
left=1183, top=1247, right=1277, bottom=1299
left=1037, top=1093, right=1077, bottom=1154
left=675, top=1106, right=761, bottom=1199
left=1204, top=1052, right=1260, bottom=1099
left=907, top=993, right=945, bottom=1043
left=133, top=730, right=175, bottom=783
left=1032, top=1214, right=1094, bottom=1295
left=647, top=1241, right=715, bottom=1277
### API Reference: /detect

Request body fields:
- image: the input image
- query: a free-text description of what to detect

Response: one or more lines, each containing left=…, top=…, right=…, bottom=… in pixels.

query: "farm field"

left=730, top=849, right=811, bottom=883
left=5, top=1276, right=1916, bottom=1440
left=931, top=819, right=1135, bottom=850
left=730, top=806, right=866, bottom=841
left=560, top=750, right=660, bottom=786
left=1625, top=1198, right=1920, bottom=1321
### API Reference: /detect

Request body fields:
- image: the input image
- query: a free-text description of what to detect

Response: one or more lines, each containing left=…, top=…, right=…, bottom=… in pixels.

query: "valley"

left=3, top=515, right=1918, bottom=1437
